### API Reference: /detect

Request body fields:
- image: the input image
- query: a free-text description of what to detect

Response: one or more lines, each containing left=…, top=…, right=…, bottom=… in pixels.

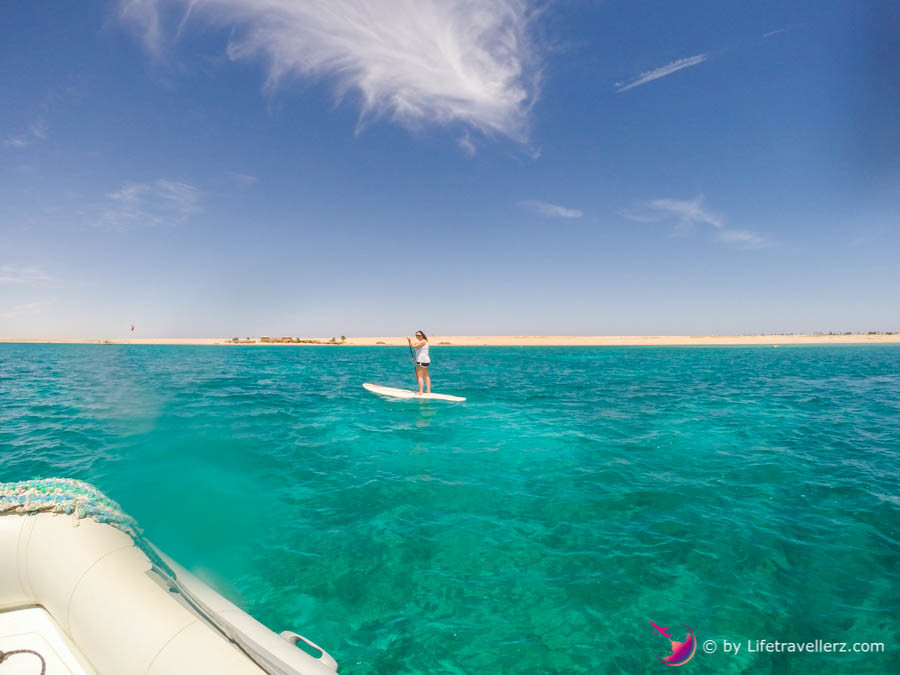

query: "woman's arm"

left=408, top=338, right=426, bottom=348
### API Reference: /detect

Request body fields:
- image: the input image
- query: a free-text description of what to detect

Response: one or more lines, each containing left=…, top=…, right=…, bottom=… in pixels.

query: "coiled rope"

left=0, top=648, right=47, bottom=674
left=0, top=478, right=140, bottom=538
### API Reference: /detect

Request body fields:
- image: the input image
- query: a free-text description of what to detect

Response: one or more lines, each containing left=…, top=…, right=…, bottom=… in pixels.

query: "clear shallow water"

left=1, top=344, right=898, bottom=673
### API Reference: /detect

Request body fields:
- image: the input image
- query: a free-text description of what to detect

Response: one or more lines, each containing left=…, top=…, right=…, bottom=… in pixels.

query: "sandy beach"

left=2, top=334, right=898, bottom=346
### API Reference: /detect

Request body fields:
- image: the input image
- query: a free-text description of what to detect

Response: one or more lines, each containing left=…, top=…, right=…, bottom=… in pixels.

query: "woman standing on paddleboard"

left=408, top=331, right=431, bottom=394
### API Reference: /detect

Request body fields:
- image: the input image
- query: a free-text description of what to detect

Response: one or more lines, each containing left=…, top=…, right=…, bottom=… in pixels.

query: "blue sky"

left=1, top=0, right=897, bottom=338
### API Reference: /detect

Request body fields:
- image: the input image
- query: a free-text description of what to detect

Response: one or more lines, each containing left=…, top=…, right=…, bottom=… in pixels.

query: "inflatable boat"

left=0, top=479, right=339, bottom=675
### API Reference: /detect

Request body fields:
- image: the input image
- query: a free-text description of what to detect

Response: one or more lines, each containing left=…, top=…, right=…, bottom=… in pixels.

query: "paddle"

left=407, top=337, right=418, bottom=389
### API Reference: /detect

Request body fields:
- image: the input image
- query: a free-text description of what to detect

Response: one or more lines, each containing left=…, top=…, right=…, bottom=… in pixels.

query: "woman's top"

left=415, top=341, right=430, bottom=364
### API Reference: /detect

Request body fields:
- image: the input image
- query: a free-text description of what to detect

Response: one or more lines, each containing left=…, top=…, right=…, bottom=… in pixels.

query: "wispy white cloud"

left=0, top=265, right=52, bottom=285
left=648, top=196, right=724, bottom=229
left=30, top=120, right=48, bottom=140
left=101, top=178, right=200, bottom=229
left=762, top=28, right=786, bottom=39
left=621, top=196, right=766, bottom=248
left=522, top=200, right=583, bottom=219
left=616, top=208, right=662, bottom=224
left=226, top=171, right=259, bottom=189
left=717, top=229, right=767, bottom=248
left=119, top=0, right=541, bottom=145
left=457, top=132, right=478, bottom=157
left=616, top=53, right=707, bottom=93
left=4, top=119, right=48, bottom=148
left=0, top=301, right=52, bottom=320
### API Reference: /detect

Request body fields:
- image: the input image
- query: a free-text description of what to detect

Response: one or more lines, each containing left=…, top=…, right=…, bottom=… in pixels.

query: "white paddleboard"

left=363, top=383, right=466, bottom=402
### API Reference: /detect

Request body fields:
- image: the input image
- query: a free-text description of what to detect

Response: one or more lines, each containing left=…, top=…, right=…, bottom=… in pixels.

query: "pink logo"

left=650, top=621, right=697, bottom=667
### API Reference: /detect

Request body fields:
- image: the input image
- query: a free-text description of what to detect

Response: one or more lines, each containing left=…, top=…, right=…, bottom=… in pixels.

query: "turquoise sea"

left=1, top=344, right=898, bottom=673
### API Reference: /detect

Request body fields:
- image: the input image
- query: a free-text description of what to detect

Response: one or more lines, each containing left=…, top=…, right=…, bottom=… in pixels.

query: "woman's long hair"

left=416, top=330, right=428, bottom=341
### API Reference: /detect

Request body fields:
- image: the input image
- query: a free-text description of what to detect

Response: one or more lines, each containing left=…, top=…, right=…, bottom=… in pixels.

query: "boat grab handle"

left=279, top=631, right=339, bottom=670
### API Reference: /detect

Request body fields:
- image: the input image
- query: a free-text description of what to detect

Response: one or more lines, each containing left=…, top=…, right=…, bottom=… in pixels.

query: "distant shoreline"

left=2, top=334, right=899, bottom=347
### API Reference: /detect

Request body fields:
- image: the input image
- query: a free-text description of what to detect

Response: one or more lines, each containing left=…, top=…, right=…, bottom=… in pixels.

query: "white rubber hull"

left=0, top=513, right=338, bottom=675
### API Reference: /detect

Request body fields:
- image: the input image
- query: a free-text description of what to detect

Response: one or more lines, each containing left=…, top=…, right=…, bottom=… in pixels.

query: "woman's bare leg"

left=425, top=367, right=431, bottom=393
left=415, top=365, right=425, bottom=394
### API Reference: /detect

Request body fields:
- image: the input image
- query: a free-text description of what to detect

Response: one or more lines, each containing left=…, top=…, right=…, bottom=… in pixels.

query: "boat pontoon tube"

left=0, top=512, right=339, bottom=675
